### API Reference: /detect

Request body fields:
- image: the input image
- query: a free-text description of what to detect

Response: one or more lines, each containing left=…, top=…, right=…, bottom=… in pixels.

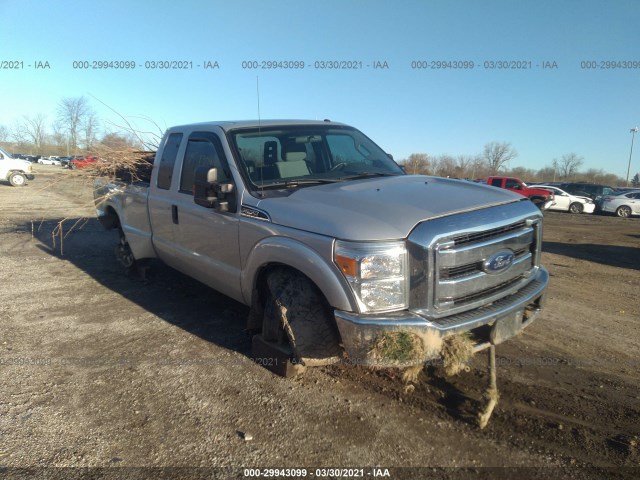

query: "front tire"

left=8, top=172, right=27, bottom=187
left=568, top=202, right=583, bottom=214
left=616, top=205, right=632, bottom=218
left=261, top=268, right=341, bottom=366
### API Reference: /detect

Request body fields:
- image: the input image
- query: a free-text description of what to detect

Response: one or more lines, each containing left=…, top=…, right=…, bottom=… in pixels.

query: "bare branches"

left=12, top=114, right=48, bottom=150
left=555, top=153, right=584, bottom=180
left=482, top=142, right=518, bottom=175
left=74, top=146, right=155, bottom=184
left=87, top=94, right=164, bottom=151
left=57, top=96, right=93, bottom=152
left=404, top=153, right=430, bottom=174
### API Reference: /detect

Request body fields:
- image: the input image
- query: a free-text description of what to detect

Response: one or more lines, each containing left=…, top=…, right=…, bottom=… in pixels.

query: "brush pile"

left=73, top=148, right=155, bottom=183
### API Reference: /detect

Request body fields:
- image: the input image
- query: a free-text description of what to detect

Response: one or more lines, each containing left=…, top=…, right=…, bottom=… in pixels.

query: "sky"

left=1, top=0, right=639, bottom=178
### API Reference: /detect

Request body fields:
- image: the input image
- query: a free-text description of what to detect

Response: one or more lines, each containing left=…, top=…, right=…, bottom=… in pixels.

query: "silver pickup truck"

left=95, top=120, right=548, bottom=376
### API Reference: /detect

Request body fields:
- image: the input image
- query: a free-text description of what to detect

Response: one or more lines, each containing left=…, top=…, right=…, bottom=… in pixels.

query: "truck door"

left=148, top=132, right=184, bottom=263
left=170, top=132, right=242, bottom=302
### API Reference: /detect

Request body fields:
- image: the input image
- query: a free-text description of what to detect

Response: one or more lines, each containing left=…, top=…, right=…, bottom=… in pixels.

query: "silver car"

left=598, top=190, right=640, bottom=217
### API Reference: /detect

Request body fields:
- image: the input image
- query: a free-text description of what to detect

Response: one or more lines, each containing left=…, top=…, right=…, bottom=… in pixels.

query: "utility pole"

left=627, top=127, right=638, bottom=186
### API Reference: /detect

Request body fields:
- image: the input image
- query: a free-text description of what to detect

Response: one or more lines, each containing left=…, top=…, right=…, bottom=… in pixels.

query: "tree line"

left=0, top=96, right=143, bottom=157
left=400, top=142, right=636, bottom=187
left=1, top=97, right=636, bottom=187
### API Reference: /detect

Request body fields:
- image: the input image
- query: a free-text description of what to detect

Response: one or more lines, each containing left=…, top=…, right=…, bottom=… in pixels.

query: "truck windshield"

left=229, top=125, right=404, bottom=189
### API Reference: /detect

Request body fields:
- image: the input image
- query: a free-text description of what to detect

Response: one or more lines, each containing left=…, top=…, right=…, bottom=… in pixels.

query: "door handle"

left=171, top=205, right=179, bottom=224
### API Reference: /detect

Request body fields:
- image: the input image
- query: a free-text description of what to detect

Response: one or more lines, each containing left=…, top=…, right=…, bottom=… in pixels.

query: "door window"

left=180, top=134, right=230, bottom=193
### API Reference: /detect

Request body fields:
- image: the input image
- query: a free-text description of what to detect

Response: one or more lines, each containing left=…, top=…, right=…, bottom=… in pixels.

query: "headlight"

left=334, top=240, right=408, bottom=313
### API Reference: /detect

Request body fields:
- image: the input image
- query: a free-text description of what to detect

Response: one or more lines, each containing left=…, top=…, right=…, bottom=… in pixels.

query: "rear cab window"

left=157, top=133, right=183, bottom=190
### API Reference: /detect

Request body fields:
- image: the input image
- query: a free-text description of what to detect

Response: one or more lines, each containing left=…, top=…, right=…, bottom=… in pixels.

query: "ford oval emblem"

left=483, top=249, right=515, bottom=274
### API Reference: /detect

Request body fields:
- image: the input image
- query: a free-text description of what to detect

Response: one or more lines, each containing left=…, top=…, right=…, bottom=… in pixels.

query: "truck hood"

left=255, top=175, right=523, bottom=240
left=7, top=158, right=32, bottom=170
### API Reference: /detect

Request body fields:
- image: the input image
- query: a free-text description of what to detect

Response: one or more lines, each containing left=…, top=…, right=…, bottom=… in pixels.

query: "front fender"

left=241, top=237, right=357, bottom=312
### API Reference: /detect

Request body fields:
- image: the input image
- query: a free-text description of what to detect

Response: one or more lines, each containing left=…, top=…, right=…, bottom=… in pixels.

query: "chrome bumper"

left=334, top=267, right=548, bottom=366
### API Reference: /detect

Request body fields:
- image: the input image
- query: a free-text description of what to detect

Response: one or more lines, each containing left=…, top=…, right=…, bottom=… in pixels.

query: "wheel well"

left=98, top=206, right=121, bottom=230
left=248, top=263, right=331, bottom=330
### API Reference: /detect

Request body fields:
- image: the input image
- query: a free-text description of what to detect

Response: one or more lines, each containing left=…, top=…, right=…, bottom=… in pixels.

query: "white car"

left=597, top=190, right=640, bottom=217
left=536, top=185, right=595, bottom=214
left=38, top=157, right=57, bottom=165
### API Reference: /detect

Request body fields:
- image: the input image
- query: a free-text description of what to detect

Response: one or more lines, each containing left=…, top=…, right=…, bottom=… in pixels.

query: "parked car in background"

left=597, top=190, right=640, bottom=217
left=486, top=176, right=555, bottom=209
left=69, top=155, right=98, bottom=169
left=59, top=156, right=72, bottom=167
left=535, top=185, right=595, bottom=214
left=0, top=146, right=35, bottom=186
left=38, top=157, right=57, bottom=165
left=559, top=182, right=617, bottom=201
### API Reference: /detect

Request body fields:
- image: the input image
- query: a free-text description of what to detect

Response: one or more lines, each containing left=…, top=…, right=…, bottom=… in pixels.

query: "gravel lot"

left=1, top=166, right=639, bottom=479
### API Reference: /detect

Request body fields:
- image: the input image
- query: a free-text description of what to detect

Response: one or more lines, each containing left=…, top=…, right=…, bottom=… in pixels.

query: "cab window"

left=180, top=133, right=229, bottom=194
left=157, top=133, right=183, bottom=190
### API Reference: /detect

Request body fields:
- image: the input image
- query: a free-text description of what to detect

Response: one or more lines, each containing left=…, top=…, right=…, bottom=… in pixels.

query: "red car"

left=69, top=155, right=98, bottom=169
left=486, top=176, right=555, bottom=210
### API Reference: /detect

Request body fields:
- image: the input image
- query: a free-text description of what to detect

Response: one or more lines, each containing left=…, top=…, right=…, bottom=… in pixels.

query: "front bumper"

left=334, top=267, right=548, bottom=366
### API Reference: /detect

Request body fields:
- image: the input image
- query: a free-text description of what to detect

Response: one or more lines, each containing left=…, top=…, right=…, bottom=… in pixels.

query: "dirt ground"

left=1, top=166, right=639, bottom=479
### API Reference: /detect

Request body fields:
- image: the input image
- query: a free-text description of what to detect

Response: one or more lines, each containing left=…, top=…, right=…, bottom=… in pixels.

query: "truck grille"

left=407, top=201, right=543, bottom=320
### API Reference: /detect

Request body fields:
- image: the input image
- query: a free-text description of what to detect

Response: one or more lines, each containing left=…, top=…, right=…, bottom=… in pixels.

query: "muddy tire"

left=262, top=268, right=341, bottom=366
left=114, top=228, right=136, bottom=269
left=568, top=202, right=583, bottom=214
left=615, top=205, right=631, bottom=218
left=8, top=172, right=27, bottom=187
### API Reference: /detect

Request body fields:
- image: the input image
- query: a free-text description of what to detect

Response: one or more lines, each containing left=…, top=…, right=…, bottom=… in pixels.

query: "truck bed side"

left=94, top=179, right=156, bottom=260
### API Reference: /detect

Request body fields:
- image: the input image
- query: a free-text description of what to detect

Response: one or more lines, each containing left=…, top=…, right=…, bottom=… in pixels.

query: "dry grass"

left=368, top=331, right=425, bottom=366
left=440, top=333, right=475, bottom=377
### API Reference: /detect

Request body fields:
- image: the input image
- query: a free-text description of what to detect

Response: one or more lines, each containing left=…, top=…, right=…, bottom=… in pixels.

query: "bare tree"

left=13, top=114, right=48, bottom=151
left=57, top=96, right=93, bottom=153
left=100, top=132, right=143, bottom=150
left=82, top=111, right=100, bottom=150
left=556, top=153, right=583, bottom=180
left=50, top=122, right=68, bottom=148
left=482, top=142, right=518, bottom=174
left=403, top=153, right=430, bottom=174
left=433, top=154, right=456, bottom=177
left=0, top=124, right=9, bottom=143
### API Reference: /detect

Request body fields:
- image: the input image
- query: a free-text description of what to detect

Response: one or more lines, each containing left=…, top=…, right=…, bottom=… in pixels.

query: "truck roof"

left=167, top=119, right=349, bottom=132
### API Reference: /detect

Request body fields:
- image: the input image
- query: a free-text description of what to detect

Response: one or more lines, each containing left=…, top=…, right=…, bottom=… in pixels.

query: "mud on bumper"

left=334, top=267, right=548, bottom=367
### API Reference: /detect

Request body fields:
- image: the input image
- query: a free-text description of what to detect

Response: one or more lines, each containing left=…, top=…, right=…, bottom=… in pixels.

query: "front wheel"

left=8, top=172, right=27, bottom=186
left=261, top=268, right=342, bottom=366
left=568, top=202, right=583, bottom=214
left=616, top=205, right=632, bottom=218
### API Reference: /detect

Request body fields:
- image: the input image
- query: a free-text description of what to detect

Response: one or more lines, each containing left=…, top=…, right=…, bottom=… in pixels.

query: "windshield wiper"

left=260, top=178, right=340, bottom=189
left=338, top=172, right=400, bottom=180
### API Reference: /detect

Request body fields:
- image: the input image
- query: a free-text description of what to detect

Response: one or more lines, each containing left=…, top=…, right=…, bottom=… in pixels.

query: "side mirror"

left=193, top=166, right=236, bottom=212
